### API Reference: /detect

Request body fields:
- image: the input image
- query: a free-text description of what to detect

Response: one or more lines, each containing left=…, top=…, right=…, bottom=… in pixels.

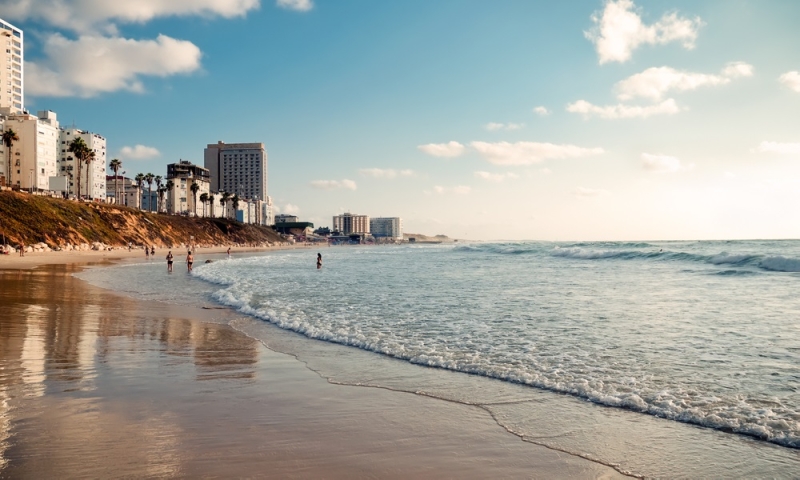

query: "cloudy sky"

left=4, top=0, right=800, bottom=240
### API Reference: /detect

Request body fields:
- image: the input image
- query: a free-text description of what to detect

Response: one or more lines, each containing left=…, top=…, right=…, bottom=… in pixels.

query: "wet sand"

left=0, top=262, right=623, bottom=478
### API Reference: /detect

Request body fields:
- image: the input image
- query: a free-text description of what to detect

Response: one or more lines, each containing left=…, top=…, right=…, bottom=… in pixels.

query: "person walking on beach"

left=227, top=247, right=231, bottom=258
left=145, top=246, right=150, bottom=259
left=186, top=251, right=194, bottom=272
left=151, top=246, right=156, bottom=256
left=19, top=243, right=24, bottom=257
left=316, top=253, right=322, bottom=269
left=166, top=251, right=174, bottom=273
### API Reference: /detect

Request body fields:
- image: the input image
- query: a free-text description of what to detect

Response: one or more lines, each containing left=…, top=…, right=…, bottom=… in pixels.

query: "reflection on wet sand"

left=0, top=266, right=260, bottom=477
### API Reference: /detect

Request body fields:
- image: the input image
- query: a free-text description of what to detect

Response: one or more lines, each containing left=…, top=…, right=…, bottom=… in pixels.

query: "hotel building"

left=203, top=141, right=268, bottom=201
left=369, top=217, right=403, bottom=239
left=0, top=18, right=23, bottom=115
left=333, top=213, right=370, bottom=235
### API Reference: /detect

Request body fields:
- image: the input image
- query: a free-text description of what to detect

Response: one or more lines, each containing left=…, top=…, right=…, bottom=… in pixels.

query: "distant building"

left=0, top=18, right=24, bottom=115
left=106, top=175, right=140, bottom=209
left=275, top=214, right=298, bottom=223
left=370, top=217, right=403, bottom=239
left=203, top=141, right=268, bottom=201
left=332, top=212, right=370, bottom=235
left=59, top=126, right=107, bottom=200
left=0, top=111, right=59, bottom=191
left=166, top=160, right=211, bottom=216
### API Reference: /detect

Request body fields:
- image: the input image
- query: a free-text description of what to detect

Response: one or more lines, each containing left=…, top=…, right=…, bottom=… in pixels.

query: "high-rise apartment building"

left=59, top=127, right=107, bottom=200
left=0, top=18, right=23, bottom=115
left=370, top=217, right=403, bottom=239
left=333, top=213, right=370, bottom=235
left=204, top=141, right=268, bottom=200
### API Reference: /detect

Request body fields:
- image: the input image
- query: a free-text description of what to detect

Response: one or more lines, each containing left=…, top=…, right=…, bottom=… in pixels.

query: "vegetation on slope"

left=0, top=191, right=283, bottom=248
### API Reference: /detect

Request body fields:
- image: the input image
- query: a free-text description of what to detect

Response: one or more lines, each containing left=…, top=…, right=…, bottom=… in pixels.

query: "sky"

left=3, top=0, right=800, bottom=240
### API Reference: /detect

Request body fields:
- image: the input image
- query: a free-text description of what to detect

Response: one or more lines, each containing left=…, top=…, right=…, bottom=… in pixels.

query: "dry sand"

left=0, top=256, right=625, bottom=478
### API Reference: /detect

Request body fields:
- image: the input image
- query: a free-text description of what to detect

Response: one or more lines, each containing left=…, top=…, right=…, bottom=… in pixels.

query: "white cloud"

left=484, top=122, right=524, bottom=131
left=585, top=0, right=703, bottom=64
left=541, top=168, right=552, bottom=174
left=0, top=0, right=260, bottom=33
left=567, top=98, right=681, bottom=119
left=278, top=203, right=300, bottom=215
left=641, top=153, right=694, bottom=173
left=474, top=171, right=519, bottom=182
left=310, top=179, right=357, bottom=190
left=433, top=185, right=471, bottom=195
left=779, top=71, right=800, bottom=92
left=27, top=34, right=202, bottom=98
left=533, top=106, right=550, bottom=116
left=616, top=62, right=753, bottom=101
left=119, top=144, right=161, bottom=159
left=358, top=168, right=416, bottom=179
left=277, top=0, right=313, bottom=11
left=573, top=187, right=610, bottom=198
left=470, top=141, right=604, bottom=166
left=754, top=141, right=800, bottom=155
left=417, top=141, right=466, bottom=158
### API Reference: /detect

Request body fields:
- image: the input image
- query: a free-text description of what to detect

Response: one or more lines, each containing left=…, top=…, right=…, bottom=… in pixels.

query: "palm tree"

left=2, top=128, right=19, bottom=187
left=232, top=194, right=240, bottom=221
left=221, top=192, right=231, bottom=219
left=144, top=173, right=154, bottom=212
left=189, top=182, right=200, bottom=217
left=199, top=192, right=209, bottom=218
left=157, top=186, right=166, bottom=214
left=154, top=175, right=163, bottom=212
left=84, top=149, right=96, bottom=199
left=109, top=158, right=122, bottom=204
left=68, top=137, right=88, bottom=199
left=165, top=180, right=174, bottom=214
left=134, top=173, right=145, bottom=210
left=208, top=193, right=215, bottom=218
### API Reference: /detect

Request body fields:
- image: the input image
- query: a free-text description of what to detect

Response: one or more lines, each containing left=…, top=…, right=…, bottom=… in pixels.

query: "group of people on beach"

left=161, top=248, right=323, bottom=273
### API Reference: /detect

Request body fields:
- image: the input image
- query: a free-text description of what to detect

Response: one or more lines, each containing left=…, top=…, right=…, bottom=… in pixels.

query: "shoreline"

left=0, top=251, right=624, bottom=478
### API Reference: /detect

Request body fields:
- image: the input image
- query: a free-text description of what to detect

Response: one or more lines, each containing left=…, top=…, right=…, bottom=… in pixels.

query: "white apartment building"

left=166, top=160, right=211, bottom=216
left=0, top=18, right=23, bottom=115
left=0, top=111, right=59, bottom=191
left=59, top=127, right=107, bottom=200
left=370, top=217, right=403, bottom=239
left=204, top=141, right=268, bottom=201
left=106, top=175, right=140, bottom=209
left=333, top=213, right=370, bottom=235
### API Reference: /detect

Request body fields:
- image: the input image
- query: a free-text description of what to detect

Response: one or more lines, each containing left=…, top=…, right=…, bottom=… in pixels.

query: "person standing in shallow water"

left=317, top=253, right=322, bottom=269
left=166, top=251, right=174, bottom=273
left=186, top=251, right=194, bottom=272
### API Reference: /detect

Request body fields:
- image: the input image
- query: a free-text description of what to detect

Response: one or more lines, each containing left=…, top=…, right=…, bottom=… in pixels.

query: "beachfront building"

left=262, top=196, right=274, bottom=226
left=370, top=217, right=403, bottom=239
left=106, top=175, right=140, bottom=208
left=0, top=18, right=24, bottom=115
left=203, top=141, right=268, bottom=201
left=0, top=111, right=59, bottom=191
left=59, top=127, right=107, bottom=200
left=275, top=214, right=298, bottom=223
left=332, top=212, right=370, bottom=235
left=166, top=160, right=211, bottom=216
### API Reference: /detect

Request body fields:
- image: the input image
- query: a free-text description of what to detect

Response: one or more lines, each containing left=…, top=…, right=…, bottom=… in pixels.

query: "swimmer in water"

left=317, top=253, right=322, bottom=269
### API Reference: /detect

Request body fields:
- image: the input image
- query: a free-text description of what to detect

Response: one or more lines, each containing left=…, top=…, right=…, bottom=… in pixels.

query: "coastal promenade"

left=0, top=251, right=623, bottom=478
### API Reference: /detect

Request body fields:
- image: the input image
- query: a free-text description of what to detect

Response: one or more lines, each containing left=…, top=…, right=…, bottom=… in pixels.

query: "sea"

left=77, top=240, right=800, bottom=478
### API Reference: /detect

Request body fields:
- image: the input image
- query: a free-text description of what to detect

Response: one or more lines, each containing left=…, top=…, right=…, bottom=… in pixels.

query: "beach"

left=0, top=251, right=624, bottom=478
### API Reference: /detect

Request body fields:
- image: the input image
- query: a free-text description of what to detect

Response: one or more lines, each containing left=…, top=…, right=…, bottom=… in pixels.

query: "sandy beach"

left=0, top=253, right=624, bottom=478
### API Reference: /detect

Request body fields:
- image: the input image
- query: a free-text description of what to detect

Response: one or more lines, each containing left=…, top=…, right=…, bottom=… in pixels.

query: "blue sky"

left=5, top=0, right=800, bottom=240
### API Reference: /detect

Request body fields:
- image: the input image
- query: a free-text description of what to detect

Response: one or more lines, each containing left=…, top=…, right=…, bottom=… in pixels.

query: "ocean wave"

left=550, top=246, right=800, bottom=274
left=758, top=256, right=800, bottom=272
left=208, top=281, right=800, bottom=449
